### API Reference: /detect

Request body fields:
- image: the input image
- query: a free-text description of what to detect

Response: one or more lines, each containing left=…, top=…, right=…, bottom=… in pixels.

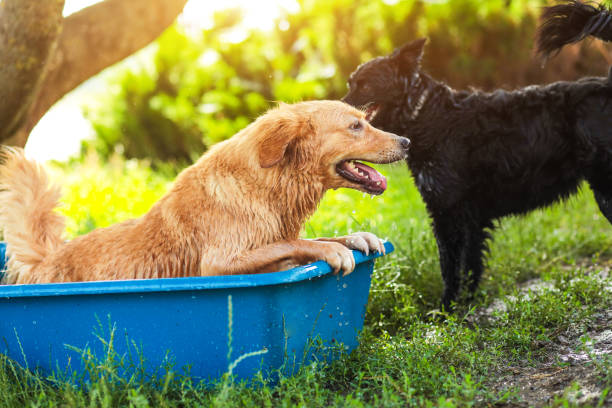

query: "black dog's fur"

left=342, top=0, right=612, bottom=310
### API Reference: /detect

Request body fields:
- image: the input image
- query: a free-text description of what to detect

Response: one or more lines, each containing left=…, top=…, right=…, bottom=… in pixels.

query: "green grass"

left=1, top=158, right=611, bottom=406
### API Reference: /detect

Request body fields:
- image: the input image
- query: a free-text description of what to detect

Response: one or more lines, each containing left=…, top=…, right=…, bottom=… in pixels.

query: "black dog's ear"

left=392, top=38, right=426, bottom=70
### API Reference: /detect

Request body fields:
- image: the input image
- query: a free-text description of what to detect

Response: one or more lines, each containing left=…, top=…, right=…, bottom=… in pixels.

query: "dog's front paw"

left=314, top=241, right=356, bottom=276
left=340, top=232, right=385, bottom=256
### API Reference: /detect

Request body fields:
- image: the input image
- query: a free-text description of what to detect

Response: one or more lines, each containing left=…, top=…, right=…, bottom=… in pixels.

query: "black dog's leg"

left=587, top=168, right=612, bottom=225
left=465, top=220, right=493, bottom=295
left=592, top=187, right=612, bottom=225
left=433, top=216, right=466, bottom=311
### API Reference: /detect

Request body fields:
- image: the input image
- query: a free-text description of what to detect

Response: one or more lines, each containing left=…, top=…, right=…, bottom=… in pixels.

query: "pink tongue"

left=354, top=162, right=387, bottom=191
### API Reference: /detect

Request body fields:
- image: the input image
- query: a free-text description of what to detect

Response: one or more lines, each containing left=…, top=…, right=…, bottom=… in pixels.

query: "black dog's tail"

left=537, top=0, right=612, bottom=59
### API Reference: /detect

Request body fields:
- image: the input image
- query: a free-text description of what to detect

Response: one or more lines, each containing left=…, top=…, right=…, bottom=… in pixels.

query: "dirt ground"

left=480, top=270, right=612, bottom=407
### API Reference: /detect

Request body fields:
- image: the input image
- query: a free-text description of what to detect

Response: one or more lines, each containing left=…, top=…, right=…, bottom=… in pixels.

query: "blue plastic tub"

left=0, top=241, right=393, bottom=382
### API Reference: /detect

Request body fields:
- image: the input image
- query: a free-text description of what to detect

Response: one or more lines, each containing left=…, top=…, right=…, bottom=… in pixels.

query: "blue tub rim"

left=0, top=241, right=393, bottom=298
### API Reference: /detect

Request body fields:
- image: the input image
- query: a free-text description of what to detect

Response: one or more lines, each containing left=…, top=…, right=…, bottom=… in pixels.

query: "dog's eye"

left=349, top=120, right=363, bottom=131
left=357, top=80, right=370, bottom=91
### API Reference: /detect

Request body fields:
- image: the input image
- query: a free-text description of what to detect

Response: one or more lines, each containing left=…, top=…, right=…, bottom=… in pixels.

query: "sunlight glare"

left=180, top=0, right=300, bottom=31
left=63, top=0, right=102, bottom=16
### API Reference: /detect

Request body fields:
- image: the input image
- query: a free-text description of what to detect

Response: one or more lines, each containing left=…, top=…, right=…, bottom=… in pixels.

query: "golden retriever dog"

left=0, top=100, right=409, bottom=284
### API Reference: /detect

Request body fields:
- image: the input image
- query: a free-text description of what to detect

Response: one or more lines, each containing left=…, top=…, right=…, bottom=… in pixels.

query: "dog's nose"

left=400, top=138, right=410, bottom=151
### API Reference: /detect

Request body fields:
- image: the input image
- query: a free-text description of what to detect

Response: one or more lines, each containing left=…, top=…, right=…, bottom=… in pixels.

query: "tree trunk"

left=1, top=0, right=189, bottom=147
left=0, top=0, right=65, bottom=141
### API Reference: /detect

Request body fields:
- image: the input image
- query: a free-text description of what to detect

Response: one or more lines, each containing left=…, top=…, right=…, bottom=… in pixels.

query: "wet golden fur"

left=0, top=101, right=406, bottom=284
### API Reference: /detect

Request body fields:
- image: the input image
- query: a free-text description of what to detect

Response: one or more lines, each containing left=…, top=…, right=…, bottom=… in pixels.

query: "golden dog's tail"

left=0, top=148, right=65, bottom=282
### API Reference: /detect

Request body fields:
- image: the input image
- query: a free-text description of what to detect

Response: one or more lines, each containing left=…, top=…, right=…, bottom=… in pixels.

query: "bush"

left=84, top=0, right=611, bottom=163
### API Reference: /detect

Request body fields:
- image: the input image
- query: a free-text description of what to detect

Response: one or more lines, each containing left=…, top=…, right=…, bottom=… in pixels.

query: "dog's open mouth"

left=335, top=160, right=387, bottom=195
left=364, top=103, right=380, bottom=122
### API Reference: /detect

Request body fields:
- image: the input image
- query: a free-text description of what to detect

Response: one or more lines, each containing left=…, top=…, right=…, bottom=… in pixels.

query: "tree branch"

left=0, top=0, right=65, bottom=140
left=5, top=0, right=188, bottom=147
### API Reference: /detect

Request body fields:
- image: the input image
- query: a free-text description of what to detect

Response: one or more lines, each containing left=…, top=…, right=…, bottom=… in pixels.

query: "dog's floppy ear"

left=257, top=109, right=314, bottom=168
left=392, top=38, right=426, bottom=70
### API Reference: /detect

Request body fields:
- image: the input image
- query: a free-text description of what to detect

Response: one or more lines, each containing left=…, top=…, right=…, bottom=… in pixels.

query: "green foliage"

left=51, top=154, right=171, bottom=238
left=84, top=0, right=611, bottom=163
left=82, top=27, right=207, bottom=164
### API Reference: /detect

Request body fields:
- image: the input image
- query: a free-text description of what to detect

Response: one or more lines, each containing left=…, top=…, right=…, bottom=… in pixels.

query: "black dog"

left=343, top=0, right=612, bottom=310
